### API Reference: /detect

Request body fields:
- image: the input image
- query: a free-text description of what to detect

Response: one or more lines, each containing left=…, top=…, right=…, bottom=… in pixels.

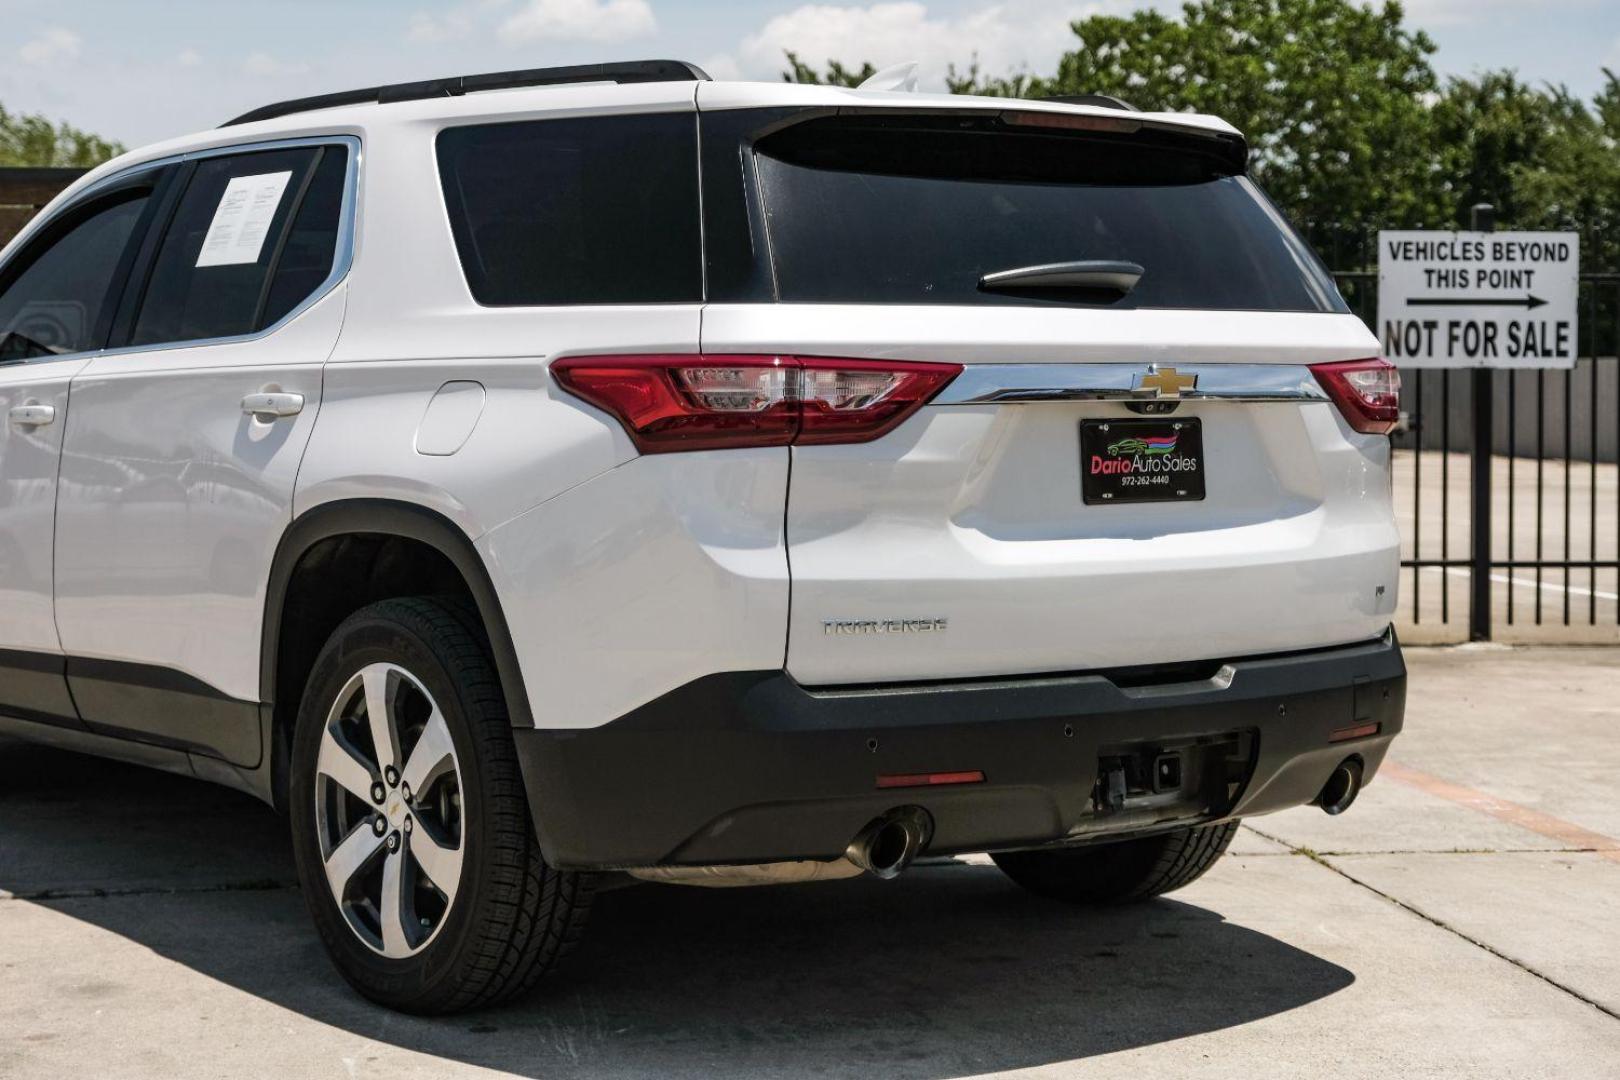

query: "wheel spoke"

left=401, top=708, right=455, bottom=797
left=317, top=728, right=376, bottom=802
left=324, top=821, right=383, bottom=899
left=409, top=827, right=463, bottom=898
left=378, top=848, right=411, bottom=958
left=316, top=658, right=466, bottom=962
left=362, top=665, right=399, bottom=775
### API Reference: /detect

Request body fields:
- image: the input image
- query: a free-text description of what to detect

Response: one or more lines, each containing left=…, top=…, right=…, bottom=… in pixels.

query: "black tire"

left=991, top=821, right=1239, bottom=904
left=288, top=596, right=593, bottom=1013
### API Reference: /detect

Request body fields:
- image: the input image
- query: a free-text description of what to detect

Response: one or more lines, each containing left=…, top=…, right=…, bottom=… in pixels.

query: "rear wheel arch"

left=262, top=499, right=533, bottom=810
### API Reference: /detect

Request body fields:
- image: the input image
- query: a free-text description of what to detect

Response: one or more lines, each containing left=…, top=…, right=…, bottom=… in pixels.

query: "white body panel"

left=0, top=356, right=86, bottom=654
left=479, top=449, right=791, bottom=730
left=53, top=289, right=344, bottom=700
left=297, top=336, right=667, bottom=538
left=701, top=304, right=1397, bottom=685
left=284, top=82, right=757, bottom=729
left=782, top=399, right=1396, bottom=684
left=300, top=342, right=792, bottom=733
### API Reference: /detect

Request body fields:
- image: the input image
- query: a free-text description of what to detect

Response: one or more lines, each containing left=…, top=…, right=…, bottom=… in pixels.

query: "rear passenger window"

left=437, top=113, right=701, bottom=306
left=130, top=144, right=347, bottom=346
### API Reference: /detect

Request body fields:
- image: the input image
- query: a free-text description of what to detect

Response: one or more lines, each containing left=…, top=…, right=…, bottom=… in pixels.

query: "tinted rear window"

left=437, top=112, right=702, bottom=306
left=752, top=113, right=1345, bottom=312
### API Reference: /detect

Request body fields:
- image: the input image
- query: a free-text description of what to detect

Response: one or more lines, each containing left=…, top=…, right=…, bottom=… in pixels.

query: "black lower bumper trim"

left=514, top=633, right=1406, bottom=870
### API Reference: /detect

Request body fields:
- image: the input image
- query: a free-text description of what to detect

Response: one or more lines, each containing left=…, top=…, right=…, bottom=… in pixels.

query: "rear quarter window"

left=742, top=112, right=1346, bottom=313
left=436, top=112, right=702, bottom=306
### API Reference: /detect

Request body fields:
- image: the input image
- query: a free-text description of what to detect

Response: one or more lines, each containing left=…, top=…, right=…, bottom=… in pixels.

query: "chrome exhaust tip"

left=1317, top=757, right=1365, bottom=816
left=846, top=807, right=933, bottom=879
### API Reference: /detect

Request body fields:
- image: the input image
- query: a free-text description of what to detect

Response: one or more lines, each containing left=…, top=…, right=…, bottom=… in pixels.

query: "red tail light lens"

left=551, top=354, right=962, bottom=452
left=1309, top=357, right=1401, bottom=435
left=551, top=355, right=798, bottom=452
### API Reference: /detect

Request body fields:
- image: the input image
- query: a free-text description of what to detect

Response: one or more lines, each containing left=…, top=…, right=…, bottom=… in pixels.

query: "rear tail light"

left=551, top=354, right=962, bottom=452
left=1309, top=357, right=1401, bottom=435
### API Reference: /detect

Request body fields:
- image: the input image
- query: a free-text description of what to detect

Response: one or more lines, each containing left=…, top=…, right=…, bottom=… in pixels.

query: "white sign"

left=196, top=171, right=292, bottom=268
left=1376, top=230, right=1579, bottom=369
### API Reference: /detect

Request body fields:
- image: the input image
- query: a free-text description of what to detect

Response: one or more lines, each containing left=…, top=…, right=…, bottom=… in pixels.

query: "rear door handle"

left=8, top=403, right=55, bottom=427
left=241, top=392, right=304, bottom=421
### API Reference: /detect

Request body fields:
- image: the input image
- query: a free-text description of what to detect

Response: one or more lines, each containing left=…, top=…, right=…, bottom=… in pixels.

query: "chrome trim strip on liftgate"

left=933, top=364, right=1331, bottom=405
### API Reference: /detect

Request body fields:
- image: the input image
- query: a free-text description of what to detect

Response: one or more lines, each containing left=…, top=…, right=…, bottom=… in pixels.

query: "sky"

left=3, top=0, right=1619, bottom=148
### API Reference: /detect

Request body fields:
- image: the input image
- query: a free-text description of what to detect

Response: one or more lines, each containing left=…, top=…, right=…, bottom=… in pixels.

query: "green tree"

left=1434, top=72, right=1620, bottom=275
left=781, top=51, right=877, bottom=88
left=0, top=104, right=123, bottom=168
left=1432, top=72, right=1569, bottom=225
left=1594, top=68, right=1620, bottom=140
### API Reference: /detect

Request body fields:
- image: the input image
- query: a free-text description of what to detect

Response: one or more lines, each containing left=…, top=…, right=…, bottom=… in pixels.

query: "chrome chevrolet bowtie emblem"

left=1134, top=366, right=1197, bottom=399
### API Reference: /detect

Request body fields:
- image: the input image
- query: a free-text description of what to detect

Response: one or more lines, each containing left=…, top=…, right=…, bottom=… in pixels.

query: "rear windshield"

left=751, top=113, right=1346, bottom=312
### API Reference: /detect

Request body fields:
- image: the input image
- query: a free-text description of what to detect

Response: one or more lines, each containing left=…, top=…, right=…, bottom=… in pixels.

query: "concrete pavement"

left=2, top=646, right=1619, bottom=1078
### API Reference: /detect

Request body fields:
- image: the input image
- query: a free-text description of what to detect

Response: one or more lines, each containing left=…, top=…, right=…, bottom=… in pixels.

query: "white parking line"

left=1422, top=565, right=1620, bottom=602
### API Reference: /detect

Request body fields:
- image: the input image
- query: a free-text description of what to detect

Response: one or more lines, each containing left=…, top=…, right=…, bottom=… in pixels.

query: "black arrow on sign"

left=1407, top=294, right=1547, bottom=310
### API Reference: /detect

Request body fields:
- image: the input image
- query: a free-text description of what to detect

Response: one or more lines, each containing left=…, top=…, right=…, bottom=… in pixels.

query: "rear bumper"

left=515, top=632, right=1405, bottom=870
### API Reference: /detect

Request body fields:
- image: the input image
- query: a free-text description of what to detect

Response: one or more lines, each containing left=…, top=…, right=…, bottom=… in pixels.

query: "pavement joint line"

left=1422, top=564, right=1620, bottom=603
left=0, top=880, right=298, bottom=903
left=1243, top=823, right=1620, bottom=1024
left=1381, top=761, right=1620, bottom=863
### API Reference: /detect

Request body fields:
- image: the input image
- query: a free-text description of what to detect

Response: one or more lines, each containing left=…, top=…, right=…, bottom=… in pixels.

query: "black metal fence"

left=1331, top=268, right=1620, bottom=640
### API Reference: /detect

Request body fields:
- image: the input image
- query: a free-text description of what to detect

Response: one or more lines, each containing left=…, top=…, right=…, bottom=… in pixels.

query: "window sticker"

left=196, top=170, right=292, bottom=268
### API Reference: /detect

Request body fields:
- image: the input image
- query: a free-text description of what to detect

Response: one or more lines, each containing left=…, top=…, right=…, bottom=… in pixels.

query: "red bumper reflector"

left=1328, top=722, right=1381, bottom=743
left=876, top=770, right=986, bottom=790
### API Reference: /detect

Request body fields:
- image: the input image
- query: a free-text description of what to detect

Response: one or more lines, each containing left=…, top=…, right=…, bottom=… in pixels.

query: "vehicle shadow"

left=0, top=737, right=1354, bottom=1078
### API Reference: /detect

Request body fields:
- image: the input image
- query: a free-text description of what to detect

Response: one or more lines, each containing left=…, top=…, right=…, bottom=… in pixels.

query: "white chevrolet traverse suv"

left=0, top=60, right=1405, bottom=1013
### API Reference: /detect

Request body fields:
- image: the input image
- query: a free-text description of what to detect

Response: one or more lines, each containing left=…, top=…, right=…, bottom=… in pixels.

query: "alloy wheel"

left=314, top=662, right=465, bottom=958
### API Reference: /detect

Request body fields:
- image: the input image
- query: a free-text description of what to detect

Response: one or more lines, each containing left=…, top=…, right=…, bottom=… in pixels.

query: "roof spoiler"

left=1039, top=93, right=1139, bottom=112
left=221, top=59, right=710, bottom=128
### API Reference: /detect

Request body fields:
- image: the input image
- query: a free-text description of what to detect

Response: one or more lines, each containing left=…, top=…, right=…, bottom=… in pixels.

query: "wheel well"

left=271, top=534, right=477, bottom=802
left=263, top=501, right=534, bottom=812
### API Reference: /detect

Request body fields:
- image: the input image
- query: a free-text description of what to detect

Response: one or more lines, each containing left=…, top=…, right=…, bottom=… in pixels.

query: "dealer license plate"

left=1080, top=418, right=1206, bottom=504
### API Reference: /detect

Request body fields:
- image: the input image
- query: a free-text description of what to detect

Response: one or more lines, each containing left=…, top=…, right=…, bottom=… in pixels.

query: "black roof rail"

left=1038, top=93, right=1140, bottom=112
left=221, top=59, right=711, bottom=128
